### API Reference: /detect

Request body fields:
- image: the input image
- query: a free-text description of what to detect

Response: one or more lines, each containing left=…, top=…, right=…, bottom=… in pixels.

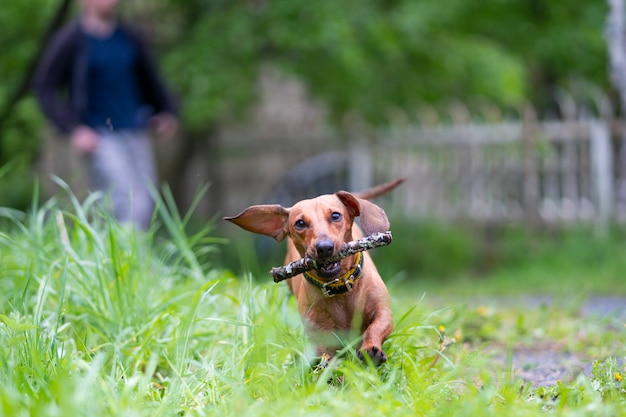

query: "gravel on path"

left=491, top=296, right=625, bottom=386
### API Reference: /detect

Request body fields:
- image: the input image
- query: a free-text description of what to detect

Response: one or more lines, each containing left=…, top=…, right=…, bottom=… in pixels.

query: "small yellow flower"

left=477, top=305, right=489, bottom=317
left=615, top=372, right=623, bottom=382
left=438, top=325, right=445, bottom=333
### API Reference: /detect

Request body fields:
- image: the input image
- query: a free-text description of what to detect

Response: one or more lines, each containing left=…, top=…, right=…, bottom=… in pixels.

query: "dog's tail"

left=353, top=177, right=406, bottom=200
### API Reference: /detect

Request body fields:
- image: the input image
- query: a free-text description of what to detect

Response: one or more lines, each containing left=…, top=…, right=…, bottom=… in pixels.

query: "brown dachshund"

left=224, top=178, right=404, bottom=365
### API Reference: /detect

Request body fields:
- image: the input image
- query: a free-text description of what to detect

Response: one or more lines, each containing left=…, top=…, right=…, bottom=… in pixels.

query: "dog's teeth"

left=320, top=262, right=339, bottom=272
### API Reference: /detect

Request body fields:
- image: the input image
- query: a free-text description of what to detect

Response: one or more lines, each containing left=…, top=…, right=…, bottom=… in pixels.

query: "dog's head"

left=224, top=191, right=390, bottom=279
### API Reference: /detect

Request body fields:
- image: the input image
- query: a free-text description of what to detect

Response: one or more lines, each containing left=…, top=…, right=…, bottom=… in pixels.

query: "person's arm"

left=133, top=30, right=179, bottom=139
left=125, top=23, right=179, bottom=117
left=33, top=22, right=84, bottom=133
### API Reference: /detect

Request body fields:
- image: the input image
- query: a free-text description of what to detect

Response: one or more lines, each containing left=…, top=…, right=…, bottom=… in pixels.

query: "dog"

left=224, top=178, right=404, bottom=365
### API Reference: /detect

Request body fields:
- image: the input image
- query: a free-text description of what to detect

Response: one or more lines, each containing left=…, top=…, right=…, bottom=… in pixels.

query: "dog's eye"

left=294, top=219, right=307, bottom=230
left=330, top=212, right=342, bottom=222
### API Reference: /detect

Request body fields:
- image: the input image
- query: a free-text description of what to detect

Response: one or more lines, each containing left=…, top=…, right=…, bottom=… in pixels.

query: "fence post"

left=557, top=93, right=579, bottom=210
left=590, top=120, right=613, bottom=231
left=522, top=105, right=540, bottom=222
left=348, top=138, right=373, bottom=193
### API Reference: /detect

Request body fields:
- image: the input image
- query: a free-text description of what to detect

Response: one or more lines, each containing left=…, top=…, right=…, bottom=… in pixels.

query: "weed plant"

left=0, top=186, right=624, bottom=416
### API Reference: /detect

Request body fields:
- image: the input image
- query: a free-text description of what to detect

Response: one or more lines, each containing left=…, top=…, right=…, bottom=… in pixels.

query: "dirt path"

left=492, top=296, right=626, bottom=386
left=506, top=345, right=592, bottom=386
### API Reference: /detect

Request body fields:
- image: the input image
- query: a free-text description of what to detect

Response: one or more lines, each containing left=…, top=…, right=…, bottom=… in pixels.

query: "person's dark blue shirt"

left=85, top=27, right=150, bottom=130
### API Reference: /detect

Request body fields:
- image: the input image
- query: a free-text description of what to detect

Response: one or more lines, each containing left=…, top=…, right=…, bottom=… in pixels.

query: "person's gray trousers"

left=87, top=129, right=157, bottom=230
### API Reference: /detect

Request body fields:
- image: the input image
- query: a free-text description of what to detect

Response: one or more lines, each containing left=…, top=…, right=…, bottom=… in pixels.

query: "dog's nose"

left=315, top=240, right=334, bottom=258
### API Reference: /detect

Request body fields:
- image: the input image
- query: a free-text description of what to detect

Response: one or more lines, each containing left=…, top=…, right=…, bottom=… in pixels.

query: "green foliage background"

left=158, top=0, right=608, bottom=128
left=0, top=0, right=610, bottom=208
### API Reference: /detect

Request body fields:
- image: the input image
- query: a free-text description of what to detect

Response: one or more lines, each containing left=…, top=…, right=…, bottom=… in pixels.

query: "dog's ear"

left=224, top=205, right=290, bottom=242
left=335, top=191, right=390, bottom=235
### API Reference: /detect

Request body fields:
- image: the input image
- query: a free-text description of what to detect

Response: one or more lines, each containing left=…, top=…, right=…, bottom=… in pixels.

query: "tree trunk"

left=607, top=0, right=626, bottom=213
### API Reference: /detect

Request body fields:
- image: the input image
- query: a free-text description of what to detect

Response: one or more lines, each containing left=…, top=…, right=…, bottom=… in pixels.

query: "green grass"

left=1, top=188, right=625, bottom=416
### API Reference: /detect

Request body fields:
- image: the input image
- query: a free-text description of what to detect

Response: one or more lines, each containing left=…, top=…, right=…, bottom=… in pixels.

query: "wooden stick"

left=270, top=231, right=393, bottom=283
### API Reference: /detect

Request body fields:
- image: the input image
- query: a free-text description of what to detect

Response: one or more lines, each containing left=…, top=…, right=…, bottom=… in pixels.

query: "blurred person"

left=34, top=0, right=178, bottom=230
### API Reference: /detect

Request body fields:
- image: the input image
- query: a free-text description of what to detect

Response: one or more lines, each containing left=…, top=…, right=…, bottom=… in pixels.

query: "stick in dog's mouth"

left=270, top=231, right=393, bottom=283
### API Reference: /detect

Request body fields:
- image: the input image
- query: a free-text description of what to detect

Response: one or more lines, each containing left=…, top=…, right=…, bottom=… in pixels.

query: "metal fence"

left=380, top=116, right=614, bottom=224
left=214, top=99, right=622, bottom=229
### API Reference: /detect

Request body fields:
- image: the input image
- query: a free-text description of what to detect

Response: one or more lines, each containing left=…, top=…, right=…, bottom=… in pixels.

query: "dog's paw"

left=358, top=346, right=387, bottom=366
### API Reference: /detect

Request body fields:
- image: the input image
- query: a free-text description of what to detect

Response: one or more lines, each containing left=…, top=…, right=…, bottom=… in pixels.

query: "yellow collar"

left=303, top=252, right=363, bottom=297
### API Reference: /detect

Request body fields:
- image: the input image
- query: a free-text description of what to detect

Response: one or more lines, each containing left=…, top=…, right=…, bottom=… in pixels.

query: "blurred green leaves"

left=156, top=0, right=607, bottom=129
left=2, top=0, right=610, bottom=132
left=0, top=0, right=610, bottom=207
left=0, top=2, right=56, bottom=208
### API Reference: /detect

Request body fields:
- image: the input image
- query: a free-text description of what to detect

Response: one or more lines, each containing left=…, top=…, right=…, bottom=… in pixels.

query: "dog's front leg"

left=358, top=305, right=393, bottom=365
